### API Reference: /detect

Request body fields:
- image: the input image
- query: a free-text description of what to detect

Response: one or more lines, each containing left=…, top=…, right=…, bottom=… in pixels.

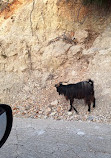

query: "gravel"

left=11, top=82, right=111, bottom=124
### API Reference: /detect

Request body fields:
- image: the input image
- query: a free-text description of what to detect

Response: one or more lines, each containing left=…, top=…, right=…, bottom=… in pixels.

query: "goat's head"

left=55, top=82, right=63, bottom=95
left=55, top=82, right=62, bottom=88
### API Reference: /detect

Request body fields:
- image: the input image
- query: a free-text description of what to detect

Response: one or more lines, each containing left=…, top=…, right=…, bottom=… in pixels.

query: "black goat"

left=55, top=79, right=95, bottom=114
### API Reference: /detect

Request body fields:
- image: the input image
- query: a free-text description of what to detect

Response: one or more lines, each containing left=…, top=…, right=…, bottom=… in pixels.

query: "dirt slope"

left=0, top=0, right=111, bottom=123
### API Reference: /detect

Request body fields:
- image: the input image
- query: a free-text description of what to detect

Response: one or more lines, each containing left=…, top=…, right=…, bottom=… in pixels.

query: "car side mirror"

left=0, top=104, right=13, bottom=148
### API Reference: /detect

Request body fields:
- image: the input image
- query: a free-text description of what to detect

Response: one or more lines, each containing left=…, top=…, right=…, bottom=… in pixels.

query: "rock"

left=25, top=106, right=30, bottom=111
left=69, top=45, right=83, bottom=55
left=51, top=100, right=58, bottom=106
left=74, top=30, right=89, bottom=43
left=45, top=107, right=52, bottom=115
left=42, top=41, right=71, bottom=70
left=57, top=106, right=61, bottom=113
left=82, top=47, right=99, bottom=55
left=67, top=112, right=73, bottom=116
left=50, top=112, right=56, bottom=116
left=23, top=86, right=30, bottom=91
left=87, top=116, right=95, bottom=121
left=44, top=116, right=48, bottom=119
left=71, top=70, right=77, bottom=76
left=69, top=116, right=74, bottom=120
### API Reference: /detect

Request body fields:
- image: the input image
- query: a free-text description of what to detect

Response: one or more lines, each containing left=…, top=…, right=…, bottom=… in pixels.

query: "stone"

left=67, top=112, right=73, bottom=116
left=46, top=107, right=52, bottom=115
left=74, top=30, right=89, bottom=43
left=50, top=112, right=56, bottom=116
left=51, top=100, right=58, bottom=106
left=57, top=106, right=61, bottom=112
left=42, top=41, right=71, bottom=70
left=69, top=45, right=83, bottom=55
left=71, top=70, right=77, bottom=76
left=87, top=116, right=95, bottom=121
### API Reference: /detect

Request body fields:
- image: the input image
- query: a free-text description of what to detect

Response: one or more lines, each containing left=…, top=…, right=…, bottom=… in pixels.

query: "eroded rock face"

left=0, top=0, right=111, bottom=122
left=0, top=0, right=110, bottom=73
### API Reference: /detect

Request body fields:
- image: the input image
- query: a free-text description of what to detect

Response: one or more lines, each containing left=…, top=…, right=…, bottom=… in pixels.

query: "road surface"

left=0, top=118, right=111, bottom=158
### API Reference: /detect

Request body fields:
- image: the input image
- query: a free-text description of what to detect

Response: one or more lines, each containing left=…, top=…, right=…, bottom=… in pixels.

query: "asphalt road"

left=0, top=118, right=111, bottom=158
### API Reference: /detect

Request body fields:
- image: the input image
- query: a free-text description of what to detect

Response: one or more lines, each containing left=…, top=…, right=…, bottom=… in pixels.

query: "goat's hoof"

left=68, top=109, right=72, bottom=112
left=76, top=112, right=79, bottom=115
left=86, top=111, right=89, bottom=115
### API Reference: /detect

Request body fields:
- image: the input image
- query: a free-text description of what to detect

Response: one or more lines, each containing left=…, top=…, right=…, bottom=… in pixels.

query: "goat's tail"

left=87, top=79, right=94, bottom=87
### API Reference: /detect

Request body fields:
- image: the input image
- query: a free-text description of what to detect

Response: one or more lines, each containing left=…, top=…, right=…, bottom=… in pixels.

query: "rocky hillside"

left=0, top=0, right=111, bottom=123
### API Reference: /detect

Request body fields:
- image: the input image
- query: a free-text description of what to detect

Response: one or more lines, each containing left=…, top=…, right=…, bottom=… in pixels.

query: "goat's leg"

left=69, top=99, right=78, bottom=114
left=87, top=101, right=91, bottom=112
left=72, top=106, right=79, bottom=114
left=69, top=99, right=73, bottom=111
left=93, top=97, right=96, bottom=108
